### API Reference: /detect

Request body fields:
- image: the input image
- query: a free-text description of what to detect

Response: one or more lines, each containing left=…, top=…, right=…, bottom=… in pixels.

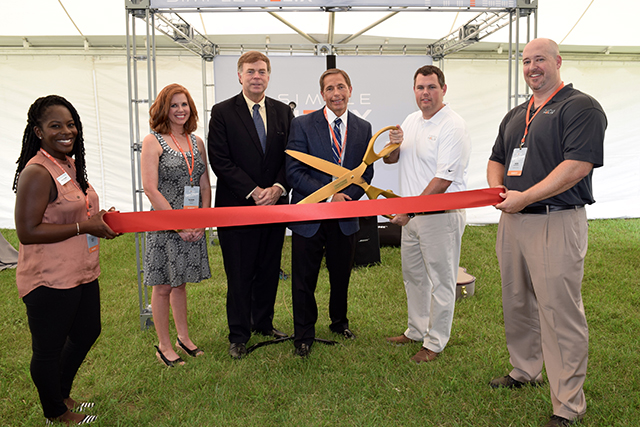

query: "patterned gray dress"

left=144, top=132, right=211, bottom=287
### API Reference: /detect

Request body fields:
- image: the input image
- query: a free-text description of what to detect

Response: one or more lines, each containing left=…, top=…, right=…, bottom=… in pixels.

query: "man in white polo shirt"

left=384, top=65, right=471, bottom=363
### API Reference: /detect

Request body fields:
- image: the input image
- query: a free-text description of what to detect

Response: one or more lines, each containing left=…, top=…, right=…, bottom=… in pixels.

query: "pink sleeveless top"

left=16, top=151, right=101, bottom=298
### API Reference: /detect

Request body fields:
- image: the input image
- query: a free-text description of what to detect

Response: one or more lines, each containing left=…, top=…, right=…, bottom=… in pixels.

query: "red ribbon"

left=103, top=188, right=503, bottom=234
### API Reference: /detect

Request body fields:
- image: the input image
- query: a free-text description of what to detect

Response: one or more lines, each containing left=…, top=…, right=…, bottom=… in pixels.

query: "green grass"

left=1, top=218, right=639, bottom=426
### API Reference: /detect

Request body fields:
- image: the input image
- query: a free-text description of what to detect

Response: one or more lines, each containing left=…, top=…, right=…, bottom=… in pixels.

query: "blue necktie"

left=253, top=104, right=266, bottom=152
left=332, top=118, right=343, bottom=164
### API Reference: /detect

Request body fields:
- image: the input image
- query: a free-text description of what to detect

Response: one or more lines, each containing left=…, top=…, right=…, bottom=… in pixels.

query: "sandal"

left=64, top=399, right=95, bottom=413
left=46, top=414, right=97, bottom=425
left=71, top=402, right=95, bottom=413
left=154, top=345, right=185, bottom=367
left=176, top=338, right=204, bottom=357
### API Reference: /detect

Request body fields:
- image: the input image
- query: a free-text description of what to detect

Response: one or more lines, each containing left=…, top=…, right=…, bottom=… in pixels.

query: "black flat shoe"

left=176, top=338, right=204, bottom=357
left=154, top=345, right=185, bottom=367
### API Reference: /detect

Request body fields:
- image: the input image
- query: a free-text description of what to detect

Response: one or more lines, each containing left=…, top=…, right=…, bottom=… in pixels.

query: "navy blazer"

left=286, top=108, right=373, bottom=238
left=208, top=92, right=294, bottom=208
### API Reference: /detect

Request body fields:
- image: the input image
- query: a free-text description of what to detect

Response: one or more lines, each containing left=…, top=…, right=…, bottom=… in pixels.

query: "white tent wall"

left=2, top=53, right=639, bottom=229
left=1, top=54, right=204, bottom=228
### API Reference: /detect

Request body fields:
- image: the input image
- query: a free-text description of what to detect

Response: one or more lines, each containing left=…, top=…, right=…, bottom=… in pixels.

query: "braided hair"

left=13, top=95, right=89, bottom=194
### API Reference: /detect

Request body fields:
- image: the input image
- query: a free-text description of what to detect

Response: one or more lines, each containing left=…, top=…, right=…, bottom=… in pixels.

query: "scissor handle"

left=364, top=186, right=399, bottom=220
left=363, top=125, right=400, bottom=165
left=365, top=186, right=399, bottom=201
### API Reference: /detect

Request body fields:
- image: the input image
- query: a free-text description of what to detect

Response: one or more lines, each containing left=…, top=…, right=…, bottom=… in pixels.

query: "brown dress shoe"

left=410, top=346, right=439, bottom=363
left=386, top=334, right=416, bottom=345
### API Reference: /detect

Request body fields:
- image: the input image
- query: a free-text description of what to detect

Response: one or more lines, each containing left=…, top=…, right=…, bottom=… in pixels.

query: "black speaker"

left=378, top=221, right=401, bottom=247
left=354, top=216, right=380, bottom=267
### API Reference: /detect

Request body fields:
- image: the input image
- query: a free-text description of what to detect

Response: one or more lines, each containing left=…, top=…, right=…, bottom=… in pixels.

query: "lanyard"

left=170, top=133, right=195, bottom=185
left=39, top=148, right=91, bottom=218
left=520, top=82, right=564, bottom=148
left=324, top=108, right=348, bottom=161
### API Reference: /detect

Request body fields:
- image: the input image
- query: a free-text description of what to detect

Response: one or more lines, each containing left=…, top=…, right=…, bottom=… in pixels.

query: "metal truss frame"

left=125, top=0, right=537, bottom=329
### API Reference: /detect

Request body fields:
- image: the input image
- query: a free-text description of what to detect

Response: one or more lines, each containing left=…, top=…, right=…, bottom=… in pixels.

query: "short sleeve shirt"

left=489, top=84, right=606, bottom=207
left=398, top=105, right=471, bottom=197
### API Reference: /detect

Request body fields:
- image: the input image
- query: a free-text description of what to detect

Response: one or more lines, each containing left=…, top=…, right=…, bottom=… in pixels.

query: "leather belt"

left=520, top=205, right=584, bottom=214
left=415, top=211, right=445, bottom=216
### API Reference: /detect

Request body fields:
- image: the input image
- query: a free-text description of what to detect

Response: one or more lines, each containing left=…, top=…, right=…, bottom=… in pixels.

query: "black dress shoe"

left=270, top=328, right=289, bottom=339
left=544, top=415, right=582, bottom=426
left=489, top=374, right=544, bottom=389
left=294, top=343, right=312, bottom=357
left=228, top=342, right=247, bottom=359
left=335, top=328, right=356, bottom=339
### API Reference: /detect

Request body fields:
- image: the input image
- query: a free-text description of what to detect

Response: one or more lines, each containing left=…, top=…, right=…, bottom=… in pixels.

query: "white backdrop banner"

left=213, top=55, right=432, bottom=202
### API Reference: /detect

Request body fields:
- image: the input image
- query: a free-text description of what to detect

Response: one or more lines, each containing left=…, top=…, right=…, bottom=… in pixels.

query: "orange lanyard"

left=39, top=148, right=91, bottom=218
left=324, top=108, right=347, bottom=162
left=521, top=82, right=564, bottom=148
left=170, top=133, right=195, bottom=185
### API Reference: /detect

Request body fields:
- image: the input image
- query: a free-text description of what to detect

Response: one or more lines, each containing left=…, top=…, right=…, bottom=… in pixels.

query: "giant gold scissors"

left=286, top=125, right=400, bottom=206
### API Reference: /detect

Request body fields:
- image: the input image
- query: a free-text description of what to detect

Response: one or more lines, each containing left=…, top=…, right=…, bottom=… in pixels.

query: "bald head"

left=523, top=38, right=560, bottom=59
left=521, top=38, right=563, bottom=99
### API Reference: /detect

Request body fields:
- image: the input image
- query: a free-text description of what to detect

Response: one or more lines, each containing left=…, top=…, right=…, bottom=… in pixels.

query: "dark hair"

left=149, top=83, right=199, bottom=135
left=13, top=95, right=88, bottom=194
left=413, top=65, right=446, bottom=88
left=319, top=68, right=352, bottom=92
left=237, top=51, right=271, bottom=74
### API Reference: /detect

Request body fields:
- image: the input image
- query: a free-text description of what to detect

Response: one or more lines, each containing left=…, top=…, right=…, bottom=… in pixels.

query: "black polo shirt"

left=490, top=84, right=606, bottom=207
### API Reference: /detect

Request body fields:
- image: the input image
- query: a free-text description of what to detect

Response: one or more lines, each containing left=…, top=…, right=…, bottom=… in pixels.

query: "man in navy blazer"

left=286, top=68, right=379, bottom=357
left=208, top=51, right=293, bottom=359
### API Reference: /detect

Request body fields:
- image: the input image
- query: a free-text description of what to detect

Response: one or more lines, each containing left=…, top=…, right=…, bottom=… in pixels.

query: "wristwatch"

left=407, top=213, right=416, bottom=219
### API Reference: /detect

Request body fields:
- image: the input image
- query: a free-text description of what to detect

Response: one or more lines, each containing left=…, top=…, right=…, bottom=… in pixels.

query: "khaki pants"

left=401, top=210, right=466, bottom=353
left=496, top=207, right=589, bottom=419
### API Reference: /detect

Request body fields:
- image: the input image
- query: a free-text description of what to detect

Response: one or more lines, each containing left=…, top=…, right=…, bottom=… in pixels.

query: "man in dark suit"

left=286, top=68, right=398, bottom=357
left=208, top=51, right=293, bottom=359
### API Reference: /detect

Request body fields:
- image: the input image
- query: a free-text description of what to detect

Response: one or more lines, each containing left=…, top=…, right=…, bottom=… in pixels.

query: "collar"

left=421, top=103, right=449, bottom=125
left=522, top=83, right=573, bottom=110
left=243, top=92, right=266, bottom=111
left=324, top=106, right=348, bottom=127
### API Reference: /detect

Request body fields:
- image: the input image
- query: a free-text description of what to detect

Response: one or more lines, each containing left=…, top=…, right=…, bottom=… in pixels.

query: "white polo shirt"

left=397, top=104, right=471, bottom=197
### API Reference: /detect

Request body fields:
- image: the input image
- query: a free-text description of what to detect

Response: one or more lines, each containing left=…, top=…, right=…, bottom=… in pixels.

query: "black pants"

left=218, top=224, right=286, bottom=343
left=22, top=280, right=101, bottom=418
left=291, top=220, right=356, bottom=347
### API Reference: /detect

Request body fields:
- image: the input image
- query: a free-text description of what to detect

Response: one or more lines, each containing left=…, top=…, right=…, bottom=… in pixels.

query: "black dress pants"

left=22, top=280, right=101, bottom=419
left=291, top=219, right=356, bottom=347
left=218, top=224, right=286, bottom=343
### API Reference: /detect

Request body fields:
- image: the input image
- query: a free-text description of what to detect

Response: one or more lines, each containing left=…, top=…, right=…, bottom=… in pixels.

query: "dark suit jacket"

left=208, top=92, right=294, bottom=208
left=286, top=108, right=373, bottom=238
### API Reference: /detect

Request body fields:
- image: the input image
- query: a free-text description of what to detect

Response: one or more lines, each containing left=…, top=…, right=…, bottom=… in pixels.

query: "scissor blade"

left=298, top=174, right=353, bottom=204
left=298, top=164, right=366, bottom=204
left=286, top=150, right=349, bottom=178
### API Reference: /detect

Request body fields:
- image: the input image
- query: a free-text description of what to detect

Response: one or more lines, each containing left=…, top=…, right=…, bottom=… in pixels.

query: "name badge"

left=87, top=234, right=99, bottom=253
left=57, top=172, right=71, bottom=186
left=507, top=147, right=528, bottom=177
left=184, top=186, right=200, bottom=209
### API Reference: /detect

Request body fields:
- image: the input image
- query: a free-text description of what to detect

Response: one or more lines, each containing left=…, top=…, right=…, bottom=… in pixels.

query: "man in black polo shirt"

left=487, top=38, right=606, bottom=427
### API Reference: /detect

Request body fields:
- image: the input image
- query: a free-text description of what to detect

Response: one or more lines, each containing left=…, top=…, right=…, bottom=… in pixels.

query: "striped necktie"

left=332, top=118, right=343, bottom=164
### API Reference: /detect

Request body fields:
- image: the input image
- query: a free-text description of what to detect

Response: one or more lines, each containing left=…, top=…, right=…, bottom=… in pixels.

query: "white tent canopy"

left=1, top=1, right=638, bottom=228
